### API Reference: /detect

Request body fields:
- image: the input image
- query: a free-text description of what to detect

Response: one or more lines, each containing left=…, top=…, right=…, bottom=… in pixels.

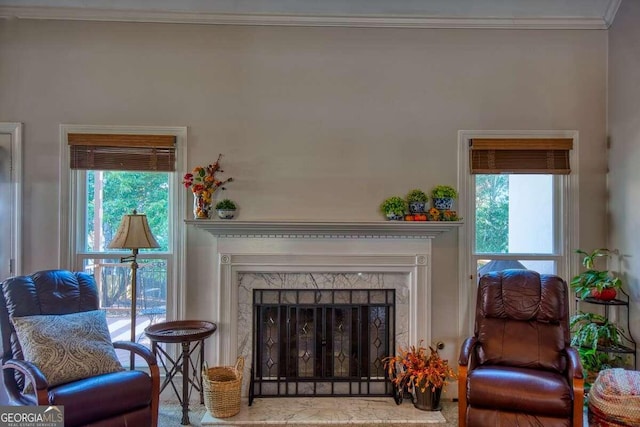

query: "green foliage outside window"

left=475, top=175, right=509, bottom=254
left=87, top=171, right=169, bottom=252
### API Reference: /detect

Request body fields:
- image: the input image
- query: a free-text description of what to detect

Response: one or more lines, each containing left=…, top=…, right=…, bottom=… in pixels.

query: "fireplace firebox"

left=250, top=289, right=395, bottom=403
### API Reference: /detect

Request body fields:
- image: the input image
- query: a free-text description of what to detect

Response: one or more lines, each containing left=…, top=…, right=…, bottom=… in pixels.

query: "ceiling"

left=0, top=0, right=622, bottom=29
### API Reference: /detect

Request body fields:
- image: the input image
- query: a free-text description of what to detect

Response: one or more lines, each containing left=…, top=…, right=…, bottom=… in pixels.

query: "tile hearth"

left=201, top=397, right=454, bottom=426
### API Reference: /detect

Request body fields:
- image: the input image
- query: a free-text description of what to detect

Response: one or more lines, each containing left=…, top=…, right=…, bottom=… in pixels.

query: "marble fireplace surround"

left=188, top=221, right=461, bottom=396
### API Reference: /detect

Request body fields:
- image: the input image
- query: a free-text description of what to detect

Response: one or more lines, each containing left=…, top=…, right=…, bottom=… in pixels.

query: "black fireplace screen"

left=251, top=289, right=395, bottom=401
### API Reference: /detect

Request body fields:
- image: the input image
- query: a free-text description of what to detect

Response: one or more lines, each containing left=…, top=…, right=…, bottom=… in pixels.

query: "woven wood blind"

left=470, top=138, right=573, bottom=174
left=68, top=133, right=176, bottom=171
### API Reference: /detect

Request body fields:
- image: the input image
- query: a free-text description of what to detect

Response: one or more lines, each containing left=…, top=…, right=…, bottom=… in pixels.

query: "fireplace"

left=251, top=288, right=395, bottom=401
left=186, top=220, right=461, bottom=398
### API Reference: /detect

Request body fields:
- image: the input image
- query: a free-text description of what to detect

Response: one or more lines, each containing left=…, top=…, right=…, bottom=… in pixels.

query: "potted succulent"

left=380, top=196, right=408, bottom=221
left=384, top=342, right=457, bottom=411
left=570, top=248, right=622, bottom=301
left=406, top=189, right=429, bottom=214
left=430, top=185, right=458, bottom=211
left=215, top=199, right=237, bottom=219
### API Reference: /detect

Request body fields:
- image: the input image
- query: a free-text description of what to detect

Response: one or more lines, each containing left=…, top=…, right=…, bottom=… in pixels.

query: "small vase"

left=386, top=213, right=404, bottom=221
left=432, top=198, right=454, bottom=210
left=216, top=209, right=236, bottom=220
left=413, top=385, right=442, bottom=411
left=193, top=194, right=212, bottom=219
left=409, top=202, right=426, bottom=214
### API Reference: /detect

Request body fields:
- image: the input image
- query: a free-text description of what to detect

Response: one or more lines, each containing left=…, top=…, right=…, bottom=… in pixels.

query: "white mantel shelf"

left=185, top=220, right=462, bottom=239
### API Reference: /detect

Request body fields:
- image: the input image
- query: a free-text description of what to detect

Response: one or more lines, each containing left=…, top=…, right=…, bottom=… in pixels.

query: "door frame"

left=0, top=122, right=23, bottom=277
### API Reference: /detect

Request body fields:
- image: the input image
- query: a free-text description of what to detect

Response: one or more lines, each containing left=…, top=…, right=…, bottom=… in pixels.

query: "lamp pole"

left=121, top=248, right=139, bottom=369
left=108, top=209, right=159, bottom=370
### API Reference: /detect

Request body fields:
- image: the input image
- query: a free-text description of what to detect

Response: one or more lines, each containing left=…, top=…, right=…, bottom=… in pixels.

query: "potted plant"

left=570, top=248, right=622, bottom=300
left=430, top=185, right=458, bottom=211
left=570, top=311, right=625, bottom=383
left=570, top=312, right=624, bottom=350
left=215, top=199, right=237, bottom=219
left=380, top=196, right=408, bottom=221
left=576, top=347, right=620, bottom=385
left=384, top=342, right=457, bottom=411
left=406, top=189, right=429, bottom=214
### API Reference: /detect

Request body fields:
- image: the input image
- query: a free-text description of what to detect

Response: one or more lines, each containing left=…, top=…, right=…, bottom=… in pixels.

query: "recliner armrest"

left=458, top=336, right=478, bottom=366
left=3, top=359, right=50, bottom=404
left=114, top=340, right=160, bottom=427
left=564, top=346, right=583, bottom=380
left=113, top=341, right=158, bottom=367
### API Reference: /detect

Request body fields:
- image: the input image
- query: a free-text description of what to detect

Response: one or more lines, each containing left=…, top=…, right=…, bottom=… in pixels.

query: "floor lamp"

left=108, top=209, right=159, bottom=368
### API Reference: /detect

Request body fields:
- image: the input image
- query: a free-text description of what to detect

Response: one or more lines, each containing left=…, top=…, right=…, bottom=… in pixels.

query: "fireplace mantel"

left=185, top=220, right=462, bottom=238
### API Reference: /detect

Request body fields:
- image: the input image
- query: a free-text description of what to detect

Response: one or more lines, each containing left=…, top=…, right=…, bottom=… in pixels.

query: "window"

left=457, top=131, right=578, bottom=335
left=77, top=170, right=170, bottom=345
left=60, top=126, right=186, bottom=351
left=469, top=136, right=573, bottom=277
left=474, top=173, right=562, bottom=275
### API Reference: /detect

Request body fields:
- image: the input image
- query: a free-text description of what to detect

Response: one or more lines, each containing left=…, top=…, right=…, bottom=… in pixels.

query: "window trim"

left=0, top=122, right=23, bottom=276
left=457, top=130, right=580, bottom=341
left=59, top=124, right=188, bottom=320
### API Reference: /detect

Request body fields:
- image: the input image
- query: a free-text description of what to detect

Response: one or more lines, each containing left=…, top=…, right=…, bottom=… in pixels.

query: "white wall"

left=608, top=0, right=640, bottom=364
left=0, top=19, right=609, bottom=363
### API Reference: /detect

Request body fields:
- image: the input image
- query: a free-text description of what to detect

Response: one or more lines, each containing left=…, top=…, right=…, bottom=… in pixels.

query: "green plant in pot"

left=406, top=189, right=429, bottom=214
left=570, top=311, right=625, bottom=382
left=571, top=248, right=622, bottom=300
left=215, top=199, right=237, bottom=219
left=430, top=185, right=458, bottom=211
left=576, top=347, right=620, bottom=385
left=570, top=312, right=624, bottom=349
left=380, top=196, right=408, bottom=221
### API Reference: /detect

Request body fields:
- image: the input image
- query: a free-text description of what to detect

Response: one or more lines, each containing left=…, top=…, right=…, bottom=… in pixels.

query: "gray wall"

left=608, top=0, right=640, bottom=363
left=0, top=19, right=609, bottom=363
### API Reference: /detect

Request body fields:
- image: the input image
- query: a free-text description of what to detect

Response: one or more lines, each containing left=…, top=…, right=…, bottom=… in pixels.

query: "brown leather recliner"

left=0, top=270, right=160, bottom=427
left=458, top=269, right=584, bottom=427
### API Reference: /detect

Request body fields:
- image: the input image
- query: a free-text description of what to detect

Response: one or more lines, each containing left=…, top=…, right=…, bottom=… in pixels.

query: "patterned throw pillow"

left=11, top=310, right=124, bottom=388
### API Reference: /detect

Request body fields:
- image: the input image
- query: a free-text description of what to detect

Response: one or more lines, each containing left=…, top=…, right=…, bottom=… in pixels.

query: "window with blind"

left=466, top=136, right=574, bottom=280
left=469, top=138, right=573, bottom=175
left=66, top=132, right=177, bottom=352
left=68, top=133, right=176, bottom=171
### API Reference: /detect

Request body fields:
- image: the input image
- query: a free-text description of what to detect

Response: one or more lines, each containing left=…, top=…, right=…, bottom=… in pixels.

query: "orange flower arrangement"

left=183, top=154, right=233, bottom=218
left=427, top=208, right=462, bottom=222
left=441, top=210, right=461, bottom=221
left=427, top=208, right=441, bottom=221
left=384, top=342, right=457, bottom=393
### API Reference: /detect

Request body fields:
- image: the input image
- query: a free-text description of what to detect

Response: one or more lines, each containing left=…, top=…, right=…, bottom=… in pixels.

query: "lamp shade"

left=108, top=210, right=160, bottom=249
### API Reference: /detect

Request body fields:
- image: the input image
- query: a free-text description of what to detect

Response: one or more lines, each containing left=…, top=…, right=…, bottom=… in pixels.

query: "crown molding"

left=185, top=220, right=462, bottom=239
left=0, top=6, right=610, bottom=30
left=603, top=0, right=622, bottom=29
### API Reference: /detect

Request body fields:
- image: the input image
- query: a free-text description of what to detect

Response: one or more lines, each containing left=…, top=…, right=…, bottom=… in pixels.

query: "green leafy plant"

left=406, top=189, right=429, bottom=203
left=570, top=311, right=624, bottom=350
left=577, top=347, right=620, bottom=384
left=380, top=196, right=408, bottom=216
left=431, top=185, right=458, bottom=199
left=570, top=248, right=622, bottom=299
left=215, top=199, right=237, bottom=210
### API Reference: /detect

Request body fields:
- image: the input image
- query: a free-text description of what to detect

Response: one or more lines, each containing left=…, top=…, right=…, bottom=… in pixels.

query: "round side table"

left=145, top=320, right=217, bottom=425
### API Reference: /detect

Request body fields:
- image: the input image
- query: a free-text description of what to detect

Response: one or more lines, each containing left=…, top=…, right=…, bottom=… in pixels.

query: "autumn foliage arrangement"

left=183, top=154, right=233, bottom=218
left=384, top=342, right=457, bottom=393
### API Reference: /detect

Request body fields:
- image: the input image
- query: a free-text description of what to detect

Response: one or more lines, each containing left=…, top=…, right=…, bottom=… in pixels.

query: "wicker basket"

left=202, top=356, right=244, bottom=418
